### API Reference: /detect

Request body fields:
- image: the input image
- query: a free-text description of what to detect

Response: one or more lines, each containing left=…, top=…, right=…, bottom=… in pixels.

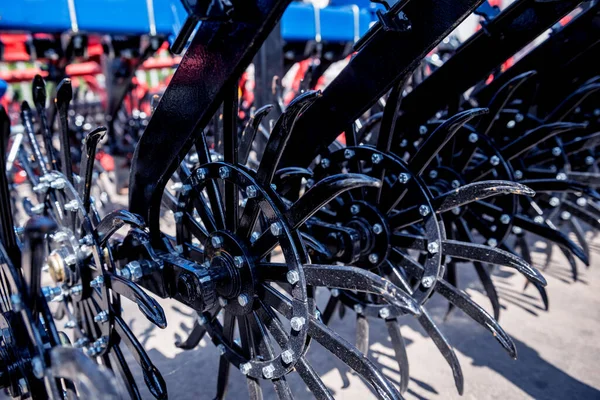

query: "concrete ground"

left=116, top=232, right=600, bottom=400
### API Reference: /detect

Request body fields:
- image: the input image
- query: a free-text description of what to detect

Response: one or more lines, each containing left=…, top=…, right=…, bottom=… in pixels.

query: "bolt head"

left=379, top=307, right=390, bottom=319
left=534, top=216, right=544, bottom=224
left=281, top=349, right=294, bottom=364
left=94, top=311, right=109, bottom=324
left=173, top=211, right=183, bottom=223
left=585, top=156, right=594, bottom=165
left=125, top=261, right=143, bottom=282
left=286, top=270, right=300, bottom=285
left=451, top=180, right=461, bottom=189
left=64, top=320, right=76, bottom=329
left=500, top=214, right=511, bottom=224
left=290, top=316, right=306, bottom=331
left=468, top=133, right=479, bottom=143
left=421, top=276, right=435, bottom=288
left=344, top=149, right=355, bottom=159
left=219, top=166, right=230, bottom=179
left=70, top=285, right=83, bottom=296
left=270, top=222, right=283, bottom=237
left=218, top=297, right=228, bottom=307
left=368, top=253, right=379, bottom=264
left=33, top=182, right=49, bottom=193
left=350, top=204, right=360, bottom=215
left=514, top=170, right=523, bottom=180
left=419, top=125, right=428, bottom=135
left=263, top=364, right=275, bottom=379
left=577, top=197, right=587, bottom=207
left=556, top=172, right=567, bottom=181
left=552, top=147, right=562, bottom=157
left=490, top=155, right=500, bottom=166
left=330, top=288, right=340, bottom=297
left=487, top=238, right=498, bottom=248
left=251, top=232, right=260, bottom=242
left=90, top=276, right=104, bottom=288
left=320, top=158, right=330, bottom=168
left=561, top=211, right=571, bottom=220
left=371, top=153, right=384, bottom=164
left=237, top=294, right=249, bottom=307
left=246, top=185, right=258, bottom=198
left=427, top=242, right=439, bottom=254
left=512, top=226, right=523, bottom=235
left=451, top=207, right=461, bottom=215
left=196, top=168, right=207, bottom=180
left=353, top=304, right=363, bottom=314
left=419, top=205, right=430, bottom=217
left=198, top=315, right=207, bottom=325
left=217, top=344, right=226, bottom=355
left=400, top=139, right=408, bottom=147
left=233, top=256, right=245, bottom=269
left=50, top=178, right=66, bottom=189
left=398, top=173, right=410, bottom=184
left=211, top=236, right=224, bottom=248
left=31, top=204, right=45, bottom=214
left=240, top=363, right=252, bottom=375
left=549, top=197, right=560, bottom=207
left=515, top=113, right=524, bottom=122
left=372, top=224, right=383, bottom=235
left=429, top=170, right=438, bottom=179
left=64, top=200, right=79, bottom=212
left=506, top=120, right=516, bottom=129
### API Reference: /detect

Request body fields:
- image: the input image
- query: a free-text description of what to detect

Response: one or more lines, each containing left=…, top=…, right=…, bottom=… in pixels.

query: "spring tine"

left=321, top=295, right=339, bottom=325
left=21, top=101, right=48, bottom=175
left=256, top=91, right=321, bottom=186
left=356, top=313, right=370, bottom=355
left=238, top=316, right=263, bottom=400
left=357, top=112, right=383, bottom=143
left=256, top=301, right=334, bottom=399
left=386, top=319, right=410, bottom=394
left=239, top=104, right=273, bottom=165
left=519, top=179, right=600, bottom=201
left=512, top=213, right=589, bottom=265
left=441, top=240, right=546, bottom=286
left=546, top=83, right=600, bottom=122
left=32, top=75, right=59, bottom=170
left=378, top=80, right=405, bottom=153
left=49, top=346, right=122, bottom=400
left=224, top=84, right=240, bottom=232
left=500, top=122, right=587, bottom=161
left=195, top=133, right=226, bottom=229
left=559, top=245, right=579, bottom=281
left=567, top=217, right=590, bottom=264
left=215, top=313, right=235, bottom=400
left=562, top=200, right=600, bottom=230
left=113, top=315, right=168, bottom=399
left=477, top=71, right=537, bottom=136
left=94, top=210, right=146, bottom=247
left=79, top=127, right=107, bottom=212
left=274, top=167, right=313, bottom=184
left=110, top=345, right=143, bottom=400
left=389, top=181, right=533, bottom=229
left=107, top=273, right=167, bottom=328
left=444, top=263, right=458, bottom=320
left=409, top=108, right=488, bottom=175
left=55, top=78, right=75, bottom=183
left=0, top=107, right=19, bottom=264
left=175, top=320, right=207, bottom=349
left=286, top=174, right=380, bottom=229
left=300, top=232, right=333, bottom=259
left=566, top=171, right=600, bottom=186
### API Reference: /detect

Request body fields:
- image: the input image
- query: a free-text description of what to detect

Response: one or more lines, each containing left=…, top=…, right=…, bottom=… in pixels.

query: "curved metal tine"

left=238, top=316, right=263, bottom=400
left=390, top=249, right=516, bottom=358
left=80, top=127, right=107, bottom=212
left=110, top=343, right=143, bottom=400
left=476, top=71, right=538, bottom=136
left=519, top=179, right=600, bottom=201
left=386, top=263, right=464, bottom=395
left=261, top=284, right=403, bottom=399
left=239, top=104, right=274, bottom=165
left=567, top=217, right=590, bottom=265
left=559, top=244, right=579, bottom=282
left=443, top=262, right=458, bottom=320
left=21, top=101, right=49, bottom=175
left=94, top=210, right=146, bottom=247
left=32, top=74, right=59, bottom=171
left=113, top=315, right=167, bottom=400
left=357, top=112, right=384, bottom=143
left=175, top=309, right=217, bottom=349
left=566, top=171, right=600, bottom=186
left=562, top=200, right=600, bottom=230
left=0, top=107, right=19, bottom=265
left=499, top=122, right=587, bottom=162
left=385, top=318, right=410, bottom=394
left=238, top=91, right=321, bottom=240
left=561, top=131, right=600, bottom=156
left=389, top=180, right=534, bottom=229
left=49, top=346, right=122, bottom=400
left=409, top=108, right=488, bottom=176
left=321, top=295, right=340, bottom=325
left=509, top=236, right=549, bottom=308
left=470, top=200, right=589, bottom=265
left=545, top=83, right=600, bottom=122
left=286, top=174, right=380, bottom=229
left=215, top=313, right=235, bottom=400
left=247, top=312, right=294, bottom=399
left=55, top=78, right=75, bottom=183
left=259, top=263, right=419, bottom=315
left=182, top=208, right=210, bottom=244
left=195, top=132, right=226, bottom=230
left=256, top=300, right=334, bottom=399
left=300, top=232, right=333, bottom=259
left=356, top=311, right=370, bottom=355
left=105, top=273, right=167, bottom=328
